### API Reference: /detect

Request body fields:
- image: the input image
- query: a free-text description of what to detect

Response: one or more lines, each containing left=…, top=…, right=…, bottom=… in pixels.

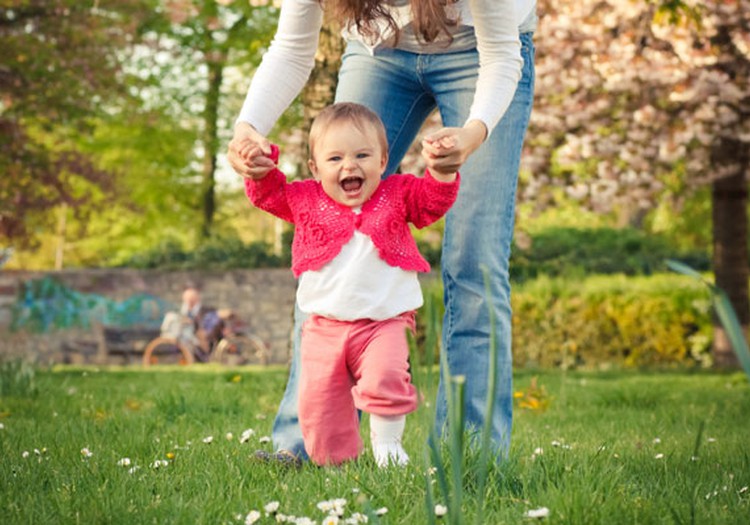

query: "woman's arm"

left=421, top=0, right=524, bottom=175
left=236, top=0, right=324, bottom=135
left=229, top=0, right=323, bottom=178
left=466, top=0, right=524, bottom=135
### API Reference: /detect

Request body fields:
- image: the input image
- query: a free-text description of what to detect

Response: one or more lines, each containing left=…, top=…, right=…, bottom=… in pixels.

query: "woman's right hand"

left=227, top=122, right=276, bottom=179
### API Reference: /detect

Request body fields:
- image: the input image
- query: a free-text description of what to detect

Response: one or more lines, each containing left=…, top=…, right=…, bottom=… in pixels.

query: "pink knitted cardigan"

left=244, top=150, right=460, bottom=277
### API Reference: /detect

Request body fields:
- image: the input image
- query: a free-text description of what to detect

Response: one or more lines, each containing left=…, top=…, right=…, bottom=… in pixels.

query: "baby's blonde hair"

left=308, top=102, right=389, bottom=160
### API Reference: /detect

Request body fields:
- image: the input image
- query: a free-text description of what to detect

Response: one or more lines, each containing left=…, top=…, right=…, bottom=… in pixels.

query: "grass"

left=1, top=363, right=749, bottom=524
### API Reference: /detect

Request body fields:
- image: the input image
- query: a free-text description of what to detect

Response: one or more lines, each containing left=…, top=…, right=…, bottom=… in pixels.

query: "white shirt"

left=238, top=0, right=536, bottom=137
left=297, top=230, right=423, bottom=321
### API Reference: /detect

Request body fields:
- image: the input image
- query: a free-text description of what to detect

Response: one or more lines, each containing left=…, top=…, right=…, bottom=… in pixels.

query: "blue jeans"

left=271, top=33, right=536, bottom=458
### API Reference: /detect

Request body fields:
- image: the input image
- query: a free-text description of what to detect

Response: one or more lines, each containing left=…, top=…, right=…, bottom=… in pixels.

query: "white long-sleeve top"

left=298, top=230, right=423, bottom=321
left=238, top=0, right=537, bottom=137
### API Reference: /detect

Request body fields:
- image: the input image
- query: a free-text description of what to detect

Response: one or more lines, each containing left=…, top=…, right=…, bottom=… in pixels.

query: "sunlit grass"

left=1, top=363, right=749, bottom=524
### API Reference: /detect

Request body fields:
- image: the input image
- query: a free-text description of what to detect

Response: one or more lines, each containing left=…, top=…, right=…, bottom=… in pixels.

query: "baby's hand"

left=239, top=143, right=277, bottom=180
left=421, top=134, right=458, bottom=181
left=425, top=135, right=456, bottom=151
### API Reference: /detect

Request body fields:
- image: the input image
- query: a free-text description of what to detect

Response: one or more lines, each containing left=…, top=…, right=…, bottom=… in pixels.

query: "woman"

left=228, top=0, right=537, bottom=462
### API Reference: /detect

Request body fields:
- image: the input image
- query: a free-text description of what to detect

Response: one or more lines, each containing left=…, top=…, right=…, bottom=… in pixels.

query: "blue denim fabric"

left=271, top=33, right=536, bottom=458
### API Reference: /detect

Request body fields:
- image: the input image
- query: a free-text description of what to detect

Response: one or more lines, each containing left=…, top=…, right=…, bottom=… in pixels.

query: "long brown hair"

left=325, top=0, right=459, bottom=44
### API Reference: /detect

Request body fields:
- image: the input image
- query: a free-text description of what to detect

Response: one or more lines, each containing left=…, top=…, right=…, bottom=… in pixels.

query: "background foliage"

left=2, top=0, right=747, bottom=271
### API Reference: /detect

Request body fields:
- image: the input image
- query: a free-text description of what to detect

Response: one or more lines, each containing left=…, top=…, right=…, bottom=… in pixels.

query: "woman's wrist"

left=464, top=119, right=488, bottom=146
left=234, top=121, right=257, bottom=134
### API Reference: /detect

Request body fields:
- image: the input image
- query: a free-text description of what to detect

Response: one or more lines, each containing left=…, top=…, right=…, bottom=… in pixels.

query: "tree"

left=523, top=0, right=750, bottom=366
left=1, top=1, right=281, bottom=267
left=0, top=0, right=155, bottom=250
left=139, top=0, right=278, bottom=240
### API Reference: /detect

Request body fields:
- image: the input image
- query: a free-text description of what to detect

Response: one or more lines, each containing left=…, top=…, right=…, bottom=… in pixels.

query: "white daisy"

left=434, top=504, right=448, bottom=517
left=524, top=507, right=550, bottom=519
left=244, top=510, right=261, bottom=525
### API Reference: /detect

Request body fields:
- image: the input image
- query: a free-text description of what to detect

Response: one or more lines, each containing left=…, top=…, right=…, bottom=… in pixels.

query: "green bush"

left=419, top=273, right=715, bottom=369
left=115, top=237, right=288, bottom=270
left=512, top=274, right=714, bottom=369
left=418, top=227, right=709, bottom=281
left=114, top=226, right=710, bottom=278
left=509, top=227, right=710, bottom=281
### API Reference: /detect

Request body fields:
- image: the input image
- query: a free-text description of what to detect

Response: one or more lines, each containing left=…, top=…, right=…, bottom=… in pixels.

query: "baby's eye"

left=328, top=155, right=342, bottom=162
left=356, top=152, right=370, bottom=159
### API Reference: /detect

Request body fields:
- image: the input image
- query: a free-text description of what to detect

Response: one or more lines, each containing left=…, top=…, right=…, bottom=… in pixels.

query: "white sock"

left=370, top=414, right=409, bottom=467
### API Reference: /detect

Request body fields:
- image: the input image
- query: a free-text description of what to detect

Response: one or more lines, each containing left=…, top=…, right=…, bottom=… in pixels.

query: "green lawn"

left=1, top=362, right=748, bottom=524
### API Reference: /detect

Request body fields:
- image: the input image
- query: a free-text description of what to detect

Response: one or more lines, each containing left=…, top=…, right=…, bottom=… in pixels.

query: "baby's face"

left=308, top=121, right=387, bottom=208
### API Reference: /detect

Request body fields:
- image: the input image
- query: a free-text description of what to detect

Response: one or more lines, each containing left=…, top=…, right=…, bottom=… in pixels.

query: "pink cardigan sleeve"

left=401, top=170, right=461, bottom=229
left=244, top=168, right=296, bottom=224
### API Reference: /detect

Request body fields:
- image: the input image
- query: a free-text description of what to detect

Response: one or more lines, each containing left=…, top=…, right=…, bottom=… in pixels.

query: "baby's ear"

left=380, top=152, right=389, bottom=172
left=308, top=158, right=319, bottom=179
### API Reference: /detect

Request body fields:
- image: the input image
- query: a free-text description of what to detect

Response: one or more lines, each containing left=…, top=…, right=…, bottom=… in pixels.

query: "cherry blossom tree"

left=522, top=0, right=749, bottom=366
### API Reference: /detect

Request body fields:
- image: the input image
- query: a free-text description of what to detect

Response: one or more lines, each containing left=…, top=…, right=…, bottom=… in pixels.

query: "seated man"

left=161, top=286, right=224, bottom=359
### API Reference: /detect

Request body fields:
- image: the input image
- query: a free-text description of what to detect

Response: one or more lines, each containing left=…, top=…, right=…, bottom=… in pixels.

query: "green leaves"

left=667, top=259, right=750, bottom=381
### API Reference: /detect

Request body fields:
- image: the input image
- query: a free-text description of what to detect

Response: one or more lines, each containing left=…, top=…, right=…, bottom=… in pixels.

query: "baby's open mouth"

left=340, top=176, right=364, bottom=193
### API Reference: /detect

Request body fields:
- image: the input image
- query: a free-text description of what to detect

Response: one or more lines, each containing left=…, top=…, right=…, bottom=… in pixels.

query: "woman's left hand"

left=421, top=120, right=488, bottom=176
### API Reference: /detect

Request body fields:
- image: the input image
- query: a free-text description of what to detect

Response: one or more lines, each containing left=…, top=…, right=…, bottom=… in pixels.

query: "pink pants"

left=298, top=311, right=419, bottom=466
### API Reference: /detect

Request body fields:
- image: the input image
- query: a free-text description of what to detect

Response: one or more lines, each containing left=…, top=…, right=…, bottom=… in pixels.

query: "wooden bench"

left=61, top=324, right=161, bottom=365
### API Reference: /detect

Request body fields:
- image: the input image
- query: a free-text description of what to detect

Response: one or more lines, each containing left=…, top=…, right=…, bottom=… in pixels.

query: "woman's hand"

left=421, top=120, right=488, bottom=178
left=227, top=122, right=276, bottom=180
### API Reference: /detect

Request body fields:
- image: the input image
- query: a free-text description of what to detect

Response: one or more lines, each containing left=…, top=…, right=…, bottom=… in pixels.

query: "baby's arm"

left=242, top=144, right=295, bottom=223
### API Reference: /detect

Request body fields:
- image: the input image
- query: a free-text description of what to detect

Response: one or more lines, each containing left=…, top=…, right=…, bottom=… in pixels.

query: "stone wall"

left=0, top=269, right=298, bottom=365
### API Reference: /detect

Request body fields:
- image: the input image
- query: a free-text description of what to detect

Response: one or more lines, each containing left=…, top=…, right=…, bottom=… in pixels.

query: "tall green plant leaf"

left=667, top=259, right=750, bottom=381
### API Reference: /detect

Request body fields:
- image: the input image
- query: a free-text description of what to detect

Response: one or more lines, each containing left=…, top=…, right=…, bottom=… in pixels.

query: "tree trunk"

left=710, top=149, right=749, bottom=368
left=300, top=18, right=345, bottom=157
left=199, top=51, right=223, bottom=240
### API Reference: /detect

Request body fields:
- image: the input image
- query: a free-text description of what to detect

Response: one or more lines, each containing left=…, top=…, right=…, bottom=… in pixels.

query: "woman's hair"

left=325, top=0, right=459, bottom=44
left=309, top=102, right=388, bottom=159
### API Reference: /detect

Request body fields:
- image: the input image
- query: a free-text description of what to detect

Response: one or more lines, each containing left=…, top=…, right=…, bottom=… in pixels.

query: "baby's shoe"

left=372, top=443, right=409, bottom=468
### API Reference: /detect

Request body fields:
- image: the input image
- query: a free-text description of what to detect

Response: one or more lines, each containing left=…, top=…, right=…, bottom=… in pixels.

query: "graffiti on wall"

left=11, top=276, right=174, bottom=333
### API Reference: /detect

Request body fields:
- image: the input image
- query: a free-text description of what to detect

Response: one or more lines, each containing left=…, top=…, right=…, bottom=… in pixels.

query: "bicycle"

left=142, top=310, right=269, bottom=367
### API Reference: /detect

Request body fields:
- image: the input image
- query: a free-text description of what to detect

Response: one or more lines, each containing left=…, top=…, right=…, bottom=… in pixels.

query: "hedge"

left=418, top=273, right=716, bottom=369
